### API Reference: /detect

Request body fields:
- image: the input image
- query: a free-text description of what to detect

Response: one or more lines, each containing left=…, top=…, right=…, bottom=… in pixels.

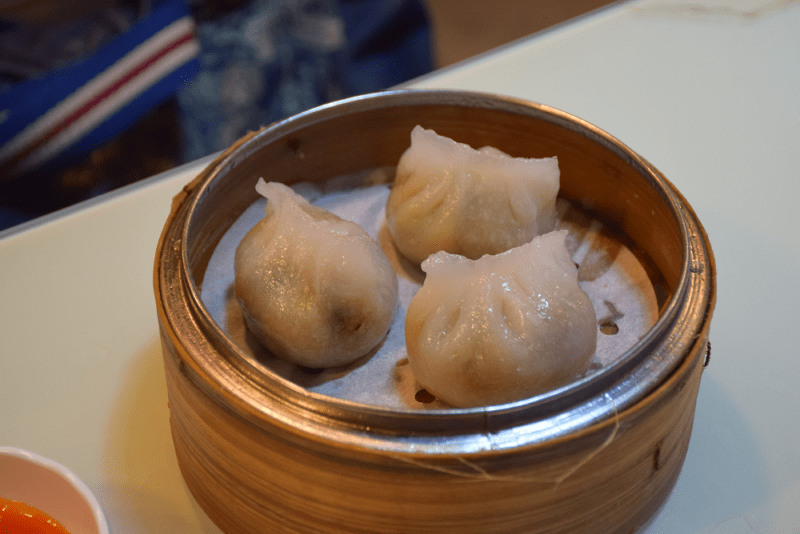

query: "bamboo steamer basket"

left=154, top=90, right=715, bottom=534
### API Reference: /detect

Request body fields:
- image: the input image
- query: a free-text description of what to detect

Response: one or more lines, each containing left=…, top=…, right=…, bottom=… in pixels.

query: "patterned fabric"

left=0, top=0, right=432, bottom=231
left=178, top=0, right=432, bottom=160
left=0, top=0, right=201, bottom=179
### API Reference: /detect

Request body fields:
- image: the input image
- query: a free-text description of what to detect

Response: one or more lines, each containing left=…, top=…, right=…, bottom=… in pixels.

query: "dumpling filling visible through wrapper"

left=386, top=126, right=560, bottom=264
left=234, top=180, right=399, bottom=369
left=405, top=229, right=597, bottom=408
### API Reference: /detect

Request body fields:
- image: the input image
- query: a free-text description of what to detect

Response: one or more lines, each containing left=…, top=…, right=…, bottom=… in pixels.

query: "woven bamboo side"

left=159, top=320, right=707, bottom=534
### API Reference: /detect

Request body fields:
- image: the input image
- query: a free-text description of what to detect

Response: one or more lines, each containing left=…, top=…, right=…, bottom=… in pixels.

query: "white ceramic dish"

left=0, top=447, right=109, bottom=534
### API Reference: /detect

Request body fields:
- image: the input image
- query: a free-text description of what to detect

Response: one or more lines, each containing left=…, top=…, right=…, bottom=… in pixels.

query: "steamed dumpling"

left=386, top=126, right=560, bottom=264
left=405, top=230, right=597, bottom=407
left=235, top=179, right=399, bottom=368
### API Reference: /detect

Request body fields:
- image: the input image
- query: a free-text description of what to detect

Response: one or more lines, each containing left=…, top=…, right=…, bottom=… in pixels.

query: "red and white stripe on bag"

left=0, top=13, right=199, bottom=177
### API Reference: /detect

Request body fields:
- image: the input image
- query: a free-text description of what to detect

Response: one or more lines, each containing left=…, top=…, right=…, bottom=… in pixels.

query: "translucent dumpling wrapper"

left=386, top=125, right=560, bottom=264
left=405, top=229, right=597, bottom=407
left=234, top=179, right=399, bottom=368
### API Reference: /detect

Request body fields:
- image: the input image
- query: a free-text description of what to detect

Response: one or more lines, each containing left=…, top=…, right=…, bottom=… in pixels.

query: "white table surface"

left=2, top=0, right=799, bottom=532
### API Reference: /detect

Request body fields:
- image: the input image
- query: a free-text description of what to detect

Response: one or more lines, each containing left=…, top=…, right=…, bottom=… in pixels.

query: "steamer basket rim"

left=167, top=89, right=711, bottom=446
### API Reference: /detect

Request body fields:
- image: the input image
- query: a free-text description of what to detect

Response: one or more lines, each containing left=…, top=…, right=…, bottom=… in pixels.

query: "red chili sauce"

left=0, top=497, right=71, bottom=533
